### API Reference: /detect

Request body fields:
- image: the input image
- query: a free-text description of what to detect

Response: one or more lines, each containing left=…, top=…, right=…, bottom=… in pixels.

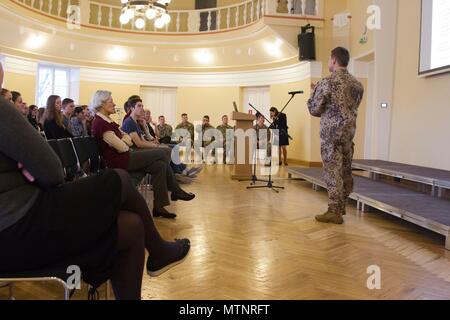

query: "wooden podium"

left=231, top=111, right=256, bottom=180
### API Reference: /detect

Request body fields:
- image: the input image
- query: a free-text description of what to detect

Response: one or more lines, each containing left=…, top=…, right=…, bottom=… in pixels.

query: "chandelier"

left=119, top=0, right=172, bottom=30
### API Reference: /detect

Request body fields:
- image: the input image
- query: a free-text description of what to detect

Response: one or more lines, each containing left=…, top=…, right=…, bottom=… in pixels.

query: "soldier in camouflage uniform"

left=199, top=115, right=214, bottom=148
left=175, top=113, right=194, bottom=144
left=156, top=115, right=173, bottom=144
left=254, top=113, right=271, bottom=166
left=216, top=115, right=233, bottom=163
left=307, top=47, right=364, bottom=224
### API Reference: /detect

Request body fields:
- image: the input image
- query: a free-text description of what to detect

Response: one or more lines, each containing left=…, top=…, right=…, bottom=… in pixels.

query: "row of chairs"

left=0, top=137, right=110, bottom=300
left=47, top=137, right=103, bottom=181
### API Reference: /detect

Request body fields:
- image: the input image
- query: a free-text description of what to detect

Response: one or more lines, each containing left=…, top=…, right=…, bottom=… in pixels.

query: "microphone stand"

left=239, top=103, right=284, bottom=193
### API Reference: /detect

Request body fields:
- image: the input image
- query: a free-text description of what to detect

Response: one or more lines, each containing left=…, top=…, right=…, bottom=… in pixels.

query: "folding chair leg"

left=64, top=287, right=70, bottom=300
left=8, top=283, right=14, bottom=300
left=106, top=280, right=111, bottom=300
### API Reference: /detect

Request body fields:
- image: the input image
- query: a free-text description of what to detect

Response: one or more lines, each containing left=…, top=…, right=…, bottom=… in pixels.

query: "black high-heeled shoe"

left=147, top=238, right=191, bottom=277
left=153, top=208, right=177, bottom=219
left=171, top=191, right=195, bottom=201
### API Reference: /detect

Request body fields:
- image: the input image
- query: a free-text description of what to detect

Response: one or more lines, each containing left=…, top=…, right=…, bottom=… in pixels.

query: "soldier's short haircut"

left=159, top=115, right=165, bottom=119
left=331, top=47, right=350, bottom=67
left=203, top=115, right=210, bottom=120
left=181, top=113, right=188, bottom=117
left=222, top=115, right=228, bottom=119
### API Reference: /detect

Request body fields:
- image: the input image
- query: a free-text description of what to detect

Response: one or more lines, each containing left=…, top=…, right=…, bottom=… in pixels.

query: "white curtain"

left=140, top=87, right=177, bottom=126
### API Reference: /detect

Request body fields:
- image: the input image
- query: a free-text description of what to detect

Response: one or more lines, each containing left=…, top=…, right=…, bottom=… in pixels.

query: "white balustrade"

left=97, top=4, right=102, bottom=25
left=14, top=0, right=321, bottom=34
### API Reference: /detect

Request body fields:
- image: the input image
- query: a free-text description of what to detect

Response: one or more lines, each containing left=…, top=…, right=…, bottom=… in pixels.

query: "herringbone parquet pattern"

left=2, top=165, right=450, bottom=300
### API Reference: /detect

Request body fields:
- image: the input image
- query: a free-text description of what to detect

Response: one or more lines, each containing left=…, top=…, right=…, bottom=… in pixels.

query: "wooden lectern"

left=231, top=111, right=256, bottom=180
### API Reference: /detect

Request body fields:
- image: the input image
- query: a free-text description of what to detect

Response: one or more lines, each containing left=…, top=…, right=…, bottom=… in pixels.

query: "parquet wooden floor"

left=2, top=165, right=450, bottom=300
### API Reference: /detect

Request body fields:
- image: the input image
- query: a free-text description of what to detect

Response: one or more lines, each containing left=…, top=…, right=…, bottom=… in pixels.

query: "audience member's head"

left=124, top=95, right=140, bottom=114
left=202, top=115, right=210, bottom=126
left=329, top=46, right=350, bottom=72
left=21, top=102, right=29, bottom=116
left=37, top=107, right=45, bottom=124
left=128, top=98, right=144, bottom=120
left=222, top=115, right=229, bottom=125
left=27, top=105, right=38, bottom=119
left=181, top=113, right=188, bottom=124
left=0, top=88, right=12, bottom=102
left=72, top=106, right=85, bottom=121
left=269, top=107, right=279, bottom=118
left=144, top=108, right=152, bottom=123
left=159, top=115, right=166, bottom=126
left=62, top=98, right=75, bottom=117
left=90, top=90, right=115, bottom=116
left=256, top=113, right=265, bottom=126
left=81, top=105, right=92, bottom=120
left=42, top=95, right=63, bottom=127
left=11, top=91, right=25, bottom=114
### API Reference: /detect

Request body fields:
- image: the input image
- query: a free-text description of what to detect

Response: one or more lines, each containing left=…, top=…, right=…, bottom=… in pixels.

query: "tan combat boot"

left=315, top=205, right=344, bottom=224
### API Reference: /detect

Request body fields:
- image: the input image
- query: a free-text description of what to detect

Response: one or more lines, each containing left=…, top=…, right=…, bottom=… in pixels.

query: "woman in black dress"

left=270, top=107, right=289, bottom=166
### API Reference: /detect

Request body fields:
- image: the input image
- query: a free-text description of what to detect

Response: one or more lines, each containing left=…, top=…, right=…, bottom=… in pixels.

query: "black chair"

left=56, top=139, right=80, bottom=181
left=47, top=139, right=61, bottom=159
left=85, top=137, right=102, bottom=173
left=0, top=266, right=76, bottom=300
left=72, top=137, right=90, bottom=166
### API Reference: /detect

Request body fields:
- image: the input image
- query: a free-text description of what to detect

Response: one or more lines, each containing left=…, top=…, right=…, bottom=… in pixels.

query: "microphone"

left=288, top=90, right=304, bottom=95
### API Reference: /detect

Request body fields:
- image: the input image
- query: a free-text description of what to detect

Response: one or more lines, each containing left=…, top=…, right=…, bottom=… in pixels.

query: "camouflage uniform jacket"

left=175, top=121, right=194, bottom=141
left=216, top=124, right=233, bottom=144
left=307, top=69, right=364, bottom=142
left=157, top=123, right=173, bottom=140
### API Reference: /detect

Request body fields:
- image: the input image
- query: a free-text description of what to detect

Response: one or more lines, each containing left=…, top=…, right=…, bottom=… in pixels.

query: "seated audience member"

left=70, top=106, right=88, bottom=137
left=0, top=88, right=12, bottom=102
left=11, top=91, right=26, bottom=116
left=123, top=95, right=140, bottom=121
left=217, top=115, right=234, bottom=164
left=27, top=105, right=40, bottom=131
left=157, top=115, right=173, bottom=144
left=0, top=95, right=191, bottom=300
left=90, top=90, right=195, bottom=220
left=125, top=100, right=201, bottom=180
left=36, top=107, right=45, bottom=131
left=81, top=105, right=94, bottom=136
left=61, top=98, right=75, bottom=133
left=175, top=113, right=194, bottom=143
left=254, top=112, right=271, bottom=165
left=143, top=109, right=158, bottom=141
left=201, top=115, right=215, bottom=147
left=42, top=95, right=73, bottom=139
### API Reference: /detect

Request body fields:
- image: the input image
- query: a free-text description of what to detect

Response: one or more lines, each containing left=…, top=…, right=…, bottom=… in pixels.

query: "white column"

left=372, top=0, right=398, bottom=160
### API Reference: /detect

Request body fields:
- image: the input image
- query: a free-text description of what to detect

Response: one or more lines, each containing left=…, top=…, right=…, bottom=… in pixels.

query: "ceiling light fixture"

left=120, top=0, right=172, bottom=30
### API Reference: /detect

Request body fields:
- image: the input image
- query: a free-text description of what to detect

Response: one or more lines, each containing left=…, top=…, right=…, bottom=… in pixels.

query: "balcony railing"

left=12, top=0, right=321, bottom=34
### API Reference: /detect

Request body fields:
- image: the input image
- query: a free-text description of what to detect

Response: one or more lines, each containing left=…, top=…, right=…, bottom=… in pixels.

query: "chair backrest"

left=47, top=139, right=60, bottom=158
left=71, top=137, right=90, bottom=166
left=85, top=137, right=102, bottom=173
left=56, top=139, right=80, bottom=180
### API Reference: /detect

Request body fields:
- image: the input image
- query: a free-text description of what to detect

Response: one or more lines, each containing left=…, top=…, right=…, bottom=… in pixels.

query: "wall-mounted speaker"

left=298, top=24, right=316, bottom=61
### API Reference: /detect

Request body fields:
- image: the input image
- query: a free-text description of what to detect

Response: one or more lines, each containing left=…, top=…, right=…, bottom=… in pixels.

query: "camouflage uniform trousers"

left=321, top=137, right=354, bottom=214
